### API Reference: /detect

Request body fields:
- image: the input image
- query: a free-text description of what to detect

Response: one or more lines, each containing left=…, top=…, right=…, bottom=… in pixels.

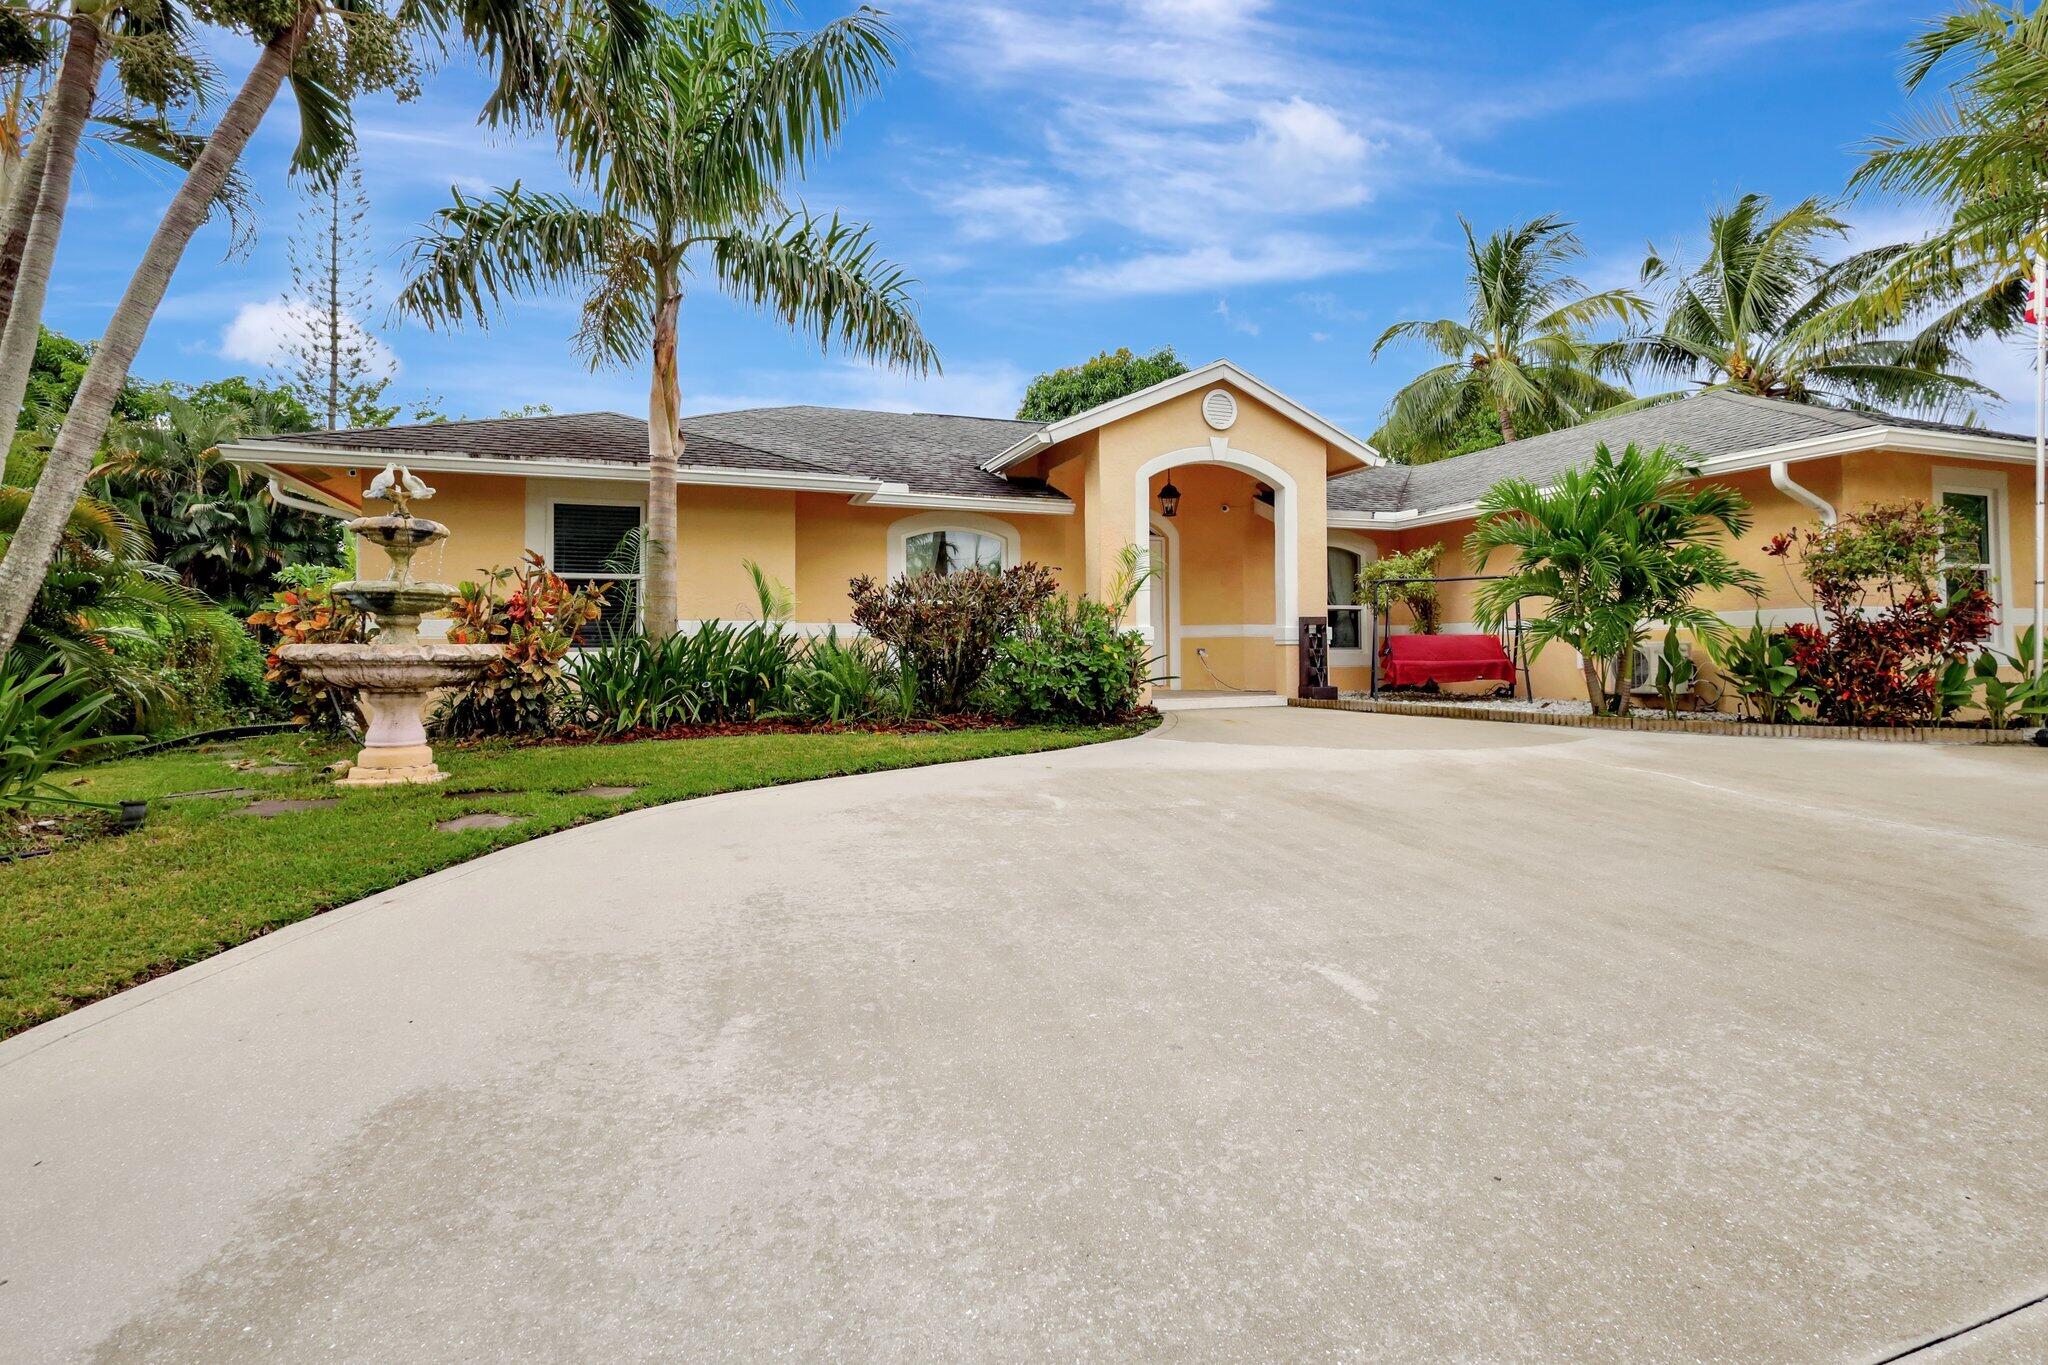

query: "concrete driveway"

left=4, top=707, right=2046, bottom=1362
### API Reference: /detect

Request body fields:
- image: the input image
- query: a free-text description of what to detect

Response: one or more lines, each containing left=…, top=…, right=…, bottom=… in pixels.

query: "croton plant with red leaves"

left=1768, top=502, right=1996, bottom=726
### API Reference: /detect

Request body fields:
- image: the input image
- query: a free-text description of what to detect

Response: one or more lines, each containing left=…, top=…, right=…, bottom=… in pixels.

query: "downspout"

left=1769, top=461, right=1836, bottom=525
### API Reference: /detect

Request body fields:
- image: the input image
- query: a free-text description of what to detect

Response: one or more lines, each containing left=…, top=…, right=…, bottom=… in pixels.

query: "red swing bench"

left=1380, top=634, right=1517, bottom=689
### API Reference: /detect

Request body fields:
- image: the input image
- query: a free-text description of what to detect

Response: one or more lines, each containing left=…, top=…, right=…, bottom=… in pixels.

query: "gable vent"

left=1201, top=388, right=1237, bottom=431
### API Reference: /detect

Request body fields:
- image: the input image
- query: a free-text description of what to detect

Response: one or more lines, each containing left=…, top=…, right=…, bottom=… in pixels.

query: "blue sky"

left=45, top=0, right=2026, bottom=432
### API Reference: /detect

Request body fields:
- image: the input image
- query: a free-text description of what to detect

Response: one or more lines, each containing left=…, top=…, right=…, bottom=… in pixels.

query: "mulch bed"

left=1, top=809, right=120, bottom=864
left=519, top=714, right=1017, bottom=747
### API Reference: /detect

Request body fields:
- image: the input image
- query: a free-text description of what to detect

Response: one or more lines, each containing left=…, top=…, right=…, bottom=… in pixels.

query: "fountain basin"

left=281, top=642, right=499, bottom=787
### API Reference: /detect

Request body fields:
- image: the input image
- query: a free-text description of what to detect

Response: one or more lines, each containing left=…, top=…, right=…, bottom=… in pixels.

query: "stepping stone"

left=251, top=764, right=302, bottom=776
left=232, top=798, right=340, bottom=818
left=436, top=812, right=522, bottom=833
left=572, top=785, right=639, bottom=799
left=163, top=787, right=257, bottom=802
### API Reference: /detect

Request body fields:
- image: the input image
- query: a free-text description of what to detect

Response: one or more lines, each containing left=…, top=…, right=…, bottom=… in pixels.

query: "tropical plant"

left=0, top=0, right=631, bottom=666
left=1978, top=625, right=2048, bottom=725
left=3, top=453, right=223, bottom=731
left=567, top=618, right=801, bottom=736
left=1706, top=619, right=1812, bottom=723
left=1848, top=2, right=2047, bottom=353
left=1619, top=194, right=1992, bottom=419
left=1371, top=215, right=1645, bottom=462
left=1767, top=502, right=1998, bottom=726
left=1015, top=346, right=1188, bottom=422
left=1466, top=442, right=1761, bottom=715
left=1356, top=543, right=1444, bottom=633
left=96, top=391, right=338, bottom=608
left=0, top=656, right=131, bottom=815
left=849, top=562, right=1058, bottom=714
left=438, top=552, right=607, bottom=737
left=1651, top=630, right=1699, bottom=715
left=246, top=567, right=370, bottom=733
left=398, top=0, right=933, bottom=644
left=771, top=629, right=899, bottom=725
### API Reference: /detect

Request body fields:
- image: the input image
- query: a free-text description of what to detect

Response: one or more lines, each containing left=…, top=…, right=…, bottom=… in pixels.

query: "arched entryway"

left=1132, top=443, right=1300, bottom=693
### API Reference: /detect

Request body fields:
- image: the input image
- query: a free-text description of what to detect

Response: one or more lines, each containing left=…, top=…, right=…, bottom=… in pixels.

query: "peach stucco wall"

left=1328, top=448, right=2041, bottom=705
left=272, top=432, right=2037, bottom=709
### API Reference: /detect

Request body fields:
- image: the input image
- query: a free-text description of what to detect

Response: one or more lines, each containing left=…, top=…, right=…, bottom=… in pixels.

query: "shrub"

left=438, top=552, right=606, bottom=738
left=247, top=571, right=371, bottom=733
left=0, top=660, right=133, bottom=815
left=566, top=618, right=798, bottom=737
left=773, top=630, right=903, bottom=725
left=1768, top=503, right=1996, bottom=726
left=1357, top=543, right=1444, bottom=633
left=984, top=596, right=1149, bottom=722
left=848, top=563, right=1057, bottom=714
left=145, top=606, right=283, bottom=728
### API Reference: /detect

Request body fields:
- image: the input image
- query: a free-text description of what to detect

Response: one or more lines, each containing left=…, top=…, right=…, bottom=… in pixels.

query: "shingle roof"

left=242, top=407, right=1063, bottom=503
left=1327, top=390, right=2032, bottom=516
left=680, top=406, right=1053, bottom=498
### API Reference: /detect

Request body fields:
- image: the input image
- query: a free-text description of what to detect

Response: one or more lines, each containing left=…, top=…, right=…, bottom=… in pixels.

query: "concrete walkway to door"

left=3, top=707, right=2046, bottom=1361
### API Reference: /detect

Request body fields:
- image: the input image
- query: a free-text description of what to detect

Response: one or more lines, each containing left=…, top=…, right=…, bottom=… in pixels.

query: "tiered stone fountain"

left=279, top=466, right=498, bottom=787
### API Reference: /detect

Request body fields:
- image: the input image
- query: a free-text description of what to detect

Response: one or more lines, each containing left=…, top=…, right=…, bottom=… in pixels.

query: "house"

left=223, top=359, right=2043, bottom=703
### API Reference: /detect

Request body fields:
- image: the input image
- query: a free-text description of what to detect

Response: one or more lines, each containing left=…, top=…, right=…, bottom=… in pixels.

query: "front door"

left=1149, top=531, right=1172, bottom=689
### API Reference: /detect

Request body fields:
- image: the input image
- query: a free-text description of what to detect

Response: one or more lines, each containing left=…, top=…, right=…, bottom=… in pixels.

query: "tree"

left=1465, top=442, right=1761, bottom=716
left=1619, top=194, right=1994, bottom=419
left=399, top=0, right=935, bottom=642
left=1015, top=346, right=1187, bottom=422
left=1848, top=2, right=2048, bottom=345
left=1371, top=216, right=1645, bottom=461
left=0, top=0, right=624, bottom=665
left=278, top=156, right=394, bottom=429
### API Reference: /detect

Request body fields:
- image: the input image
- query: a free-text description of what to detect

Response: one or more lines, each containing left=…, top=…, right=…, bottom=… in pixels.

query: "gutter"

left=225, top=443, right=1073, bottom=515
left=268, top=477, right=353, bottom=521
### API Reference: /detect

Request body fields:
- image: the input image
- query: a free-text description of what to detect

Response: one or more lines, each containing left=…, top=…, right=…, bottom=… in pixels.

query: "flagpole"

left=2035, top=250, right=2046, bottom=692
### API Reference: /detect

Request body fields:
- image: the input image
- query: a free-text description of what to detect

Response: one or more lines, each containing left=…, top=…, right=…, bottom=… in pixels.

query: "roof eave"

left=979, top=359, right=1384, bottom=472
left=1327, top=424, right=2040, bottom=529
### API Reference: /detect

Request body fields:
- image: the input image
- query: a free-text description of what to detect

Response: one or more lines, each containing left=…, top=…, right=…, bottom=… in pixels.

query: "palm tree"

left=399, top=1, right=936, bottom=641
left=1620, top=194, right=1994, bottom=419
left=1466, top=443, right=1761, bottom=715
left=0, top=0, right=630, bottom=666
left=1371, top=215, right=1646, bottom=463
left=1848, top=1, right=2048, bottom=342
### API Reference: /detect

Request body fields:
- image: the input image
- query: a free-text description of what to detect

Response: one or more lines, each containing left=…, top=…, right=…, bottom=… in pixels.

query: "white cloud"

left=903, top=1, right=1428, bottom=294
left=1063, top=235, right=1372, bottom=296
left=1214, top=298, right=1259, bottom=337
left=941, top=181, right=1074, bottom=245
left=220, top=300, right=400, bottom=377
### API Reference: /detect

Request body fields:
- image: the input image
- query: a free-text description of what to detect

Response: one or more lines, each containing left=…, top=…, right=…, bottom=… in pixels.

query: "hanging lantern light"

left=1158, top=479, right=1181, bottom=518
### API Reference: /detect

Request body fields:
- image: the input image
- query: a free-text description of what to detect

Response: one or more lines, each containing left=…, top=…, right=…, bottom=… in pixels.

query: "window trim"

left=885, top=510, right=1021, bottom=579
left=1326, top=530, right=1379, bottom=667
left=1933, top=467, right=2008, bottom=647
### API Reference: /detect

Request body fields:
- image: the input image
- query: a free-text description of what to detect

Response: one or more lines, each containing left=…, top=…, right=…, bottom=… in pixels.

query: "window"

left=904, top=528, right=1005, bottom=576
left=1327, top=546, right=1362, bottom=651
left=1941, top=489, right=1995, bottom=598
left=552, top=501, right=642, bottom=640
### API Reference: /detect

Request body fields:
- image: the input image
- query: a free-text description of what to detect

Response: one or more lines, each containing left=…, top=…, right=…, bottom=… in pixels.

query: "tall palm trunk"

left=0, top=12, right=312, bottom=664
left=0, top=20, right=104, bottom=439
left=0, top=133, right=52, bottom=329
left=1497, top=403, right=1518, bottom=443
left=642, top=290, right=681, bottom=641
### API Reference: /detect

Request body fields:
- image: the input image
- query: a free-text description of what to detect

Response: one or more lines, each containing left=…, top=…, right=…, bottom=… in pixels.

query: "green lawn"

left=1, top=721, right=1149, bottom=1038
